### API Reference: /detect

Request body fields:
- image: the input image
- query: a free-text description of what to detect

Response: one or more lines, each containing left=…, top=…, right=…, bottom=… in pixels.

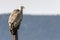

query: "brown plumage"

left=8, top=6, right=24, bottom=35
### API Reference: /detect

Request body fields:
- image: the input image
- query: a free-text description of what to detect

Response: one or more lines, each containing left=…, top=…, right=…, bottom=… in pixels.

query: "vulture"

left=8, top=6, right=24, bottom=35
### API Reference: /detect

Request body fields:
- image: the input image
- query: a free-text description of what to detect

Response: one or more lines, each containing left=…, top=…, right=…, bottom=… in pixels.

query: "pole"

left=12, top=30, right=18, bottom=40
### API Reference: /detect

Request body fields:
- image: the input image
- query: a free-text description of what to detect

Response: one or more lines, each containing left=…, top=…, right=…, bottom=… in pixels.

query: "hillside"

left=0, top=14, right=60, bottom=40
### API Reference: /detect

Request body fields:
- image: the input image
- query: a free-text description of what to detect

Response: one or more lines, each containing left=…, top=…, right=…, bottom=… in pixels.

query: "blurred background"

left=0, top=0, right=60, bottom=15
left=0, top=14, right=60, bottom=40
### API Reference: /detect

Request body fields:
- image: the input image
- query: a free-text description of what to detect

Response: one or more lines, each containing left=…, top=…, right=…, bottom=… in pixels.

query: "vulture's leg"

left=9, top=23, right=16, bottom=35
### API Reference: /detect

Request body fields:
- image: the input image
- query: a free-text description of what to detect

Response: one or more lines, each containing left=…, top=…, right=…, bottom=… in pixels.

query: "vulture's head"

left=12, top=6, right=24, bottom=13
left=20, top=6, right=24, bottom=10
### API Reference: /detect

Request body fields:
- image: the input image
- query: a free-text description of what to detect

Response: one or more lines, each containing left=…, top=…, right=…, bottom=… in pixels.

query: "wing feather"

left=8, top=10, right=23, bottom=27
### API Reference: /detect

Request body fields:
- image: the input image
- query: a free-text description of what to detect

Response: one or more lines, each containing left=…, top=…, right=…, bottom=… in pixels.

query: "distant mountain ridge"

left=0, top=14, right=60, bottom=40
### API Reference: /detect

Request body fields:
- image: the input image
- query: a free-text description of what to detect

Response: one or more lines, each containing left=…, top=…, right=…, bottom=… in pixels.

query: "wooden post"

left=12, top=30, right=18, bottom=40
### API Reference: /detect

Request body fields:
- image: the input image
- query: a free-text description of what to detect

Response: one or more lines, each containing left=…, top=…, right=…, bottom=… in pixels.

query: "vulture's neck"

left=20, top=8, right=23, bottom=13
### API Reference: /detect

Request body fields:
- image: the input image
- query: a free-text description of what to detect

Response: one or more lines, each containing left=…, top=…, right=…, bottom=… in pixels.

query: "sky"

left=0, top=0, right=60, bottom=15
